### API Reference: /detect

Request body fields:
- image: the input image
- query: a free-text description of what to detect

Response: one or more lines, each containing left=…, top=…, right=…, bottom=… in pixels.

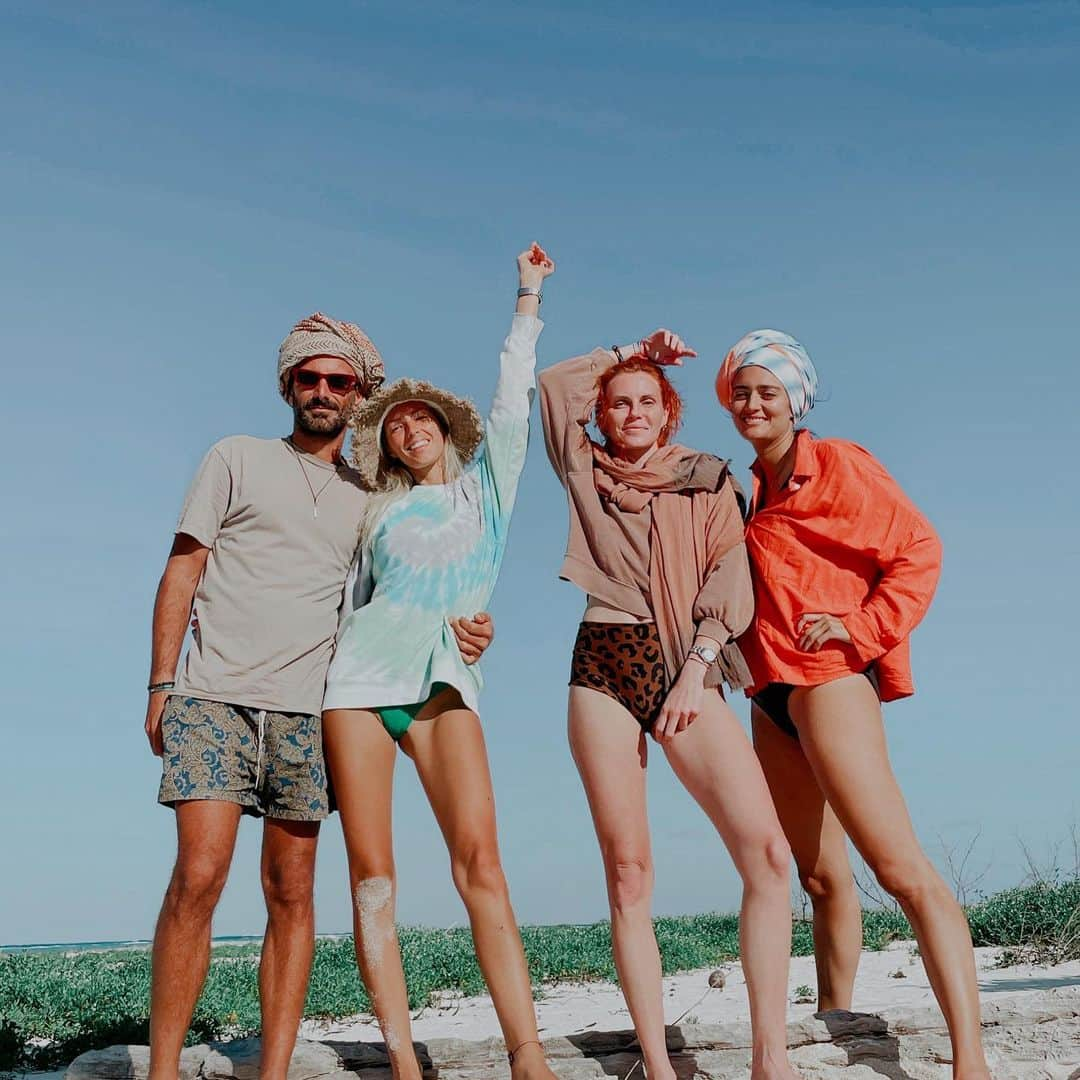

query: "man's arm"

left=144, top=534, right=211, bottom=755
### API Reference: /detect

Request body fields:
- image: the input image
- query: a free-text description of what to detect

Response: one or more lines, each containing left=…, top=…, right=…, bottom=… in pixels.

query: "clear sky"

left=2, top=1, right=1077, bottom=946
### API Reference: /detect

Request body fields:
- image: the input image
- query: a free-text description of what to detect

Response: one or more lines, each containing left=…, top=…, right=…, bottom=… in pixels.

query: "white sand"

left=300, top=943, right=1080, bottom=1044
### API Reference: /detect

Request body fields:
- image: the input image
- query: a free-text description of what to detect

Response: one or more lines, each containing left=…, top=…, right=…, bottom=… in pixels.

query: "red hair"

left=595, top=358, right=683, bottom=447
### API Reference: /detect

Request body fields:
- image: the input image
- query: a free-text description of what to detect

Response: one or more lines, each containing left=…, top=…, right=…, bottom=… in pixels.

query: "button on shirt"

left=740, top=430, right=942, bottom=701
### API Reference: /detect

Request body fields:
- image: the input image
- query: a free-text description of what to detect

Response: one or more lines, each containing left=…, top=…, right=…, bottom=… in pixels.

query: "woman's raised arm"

left=480, top=244, right=555, bottom=527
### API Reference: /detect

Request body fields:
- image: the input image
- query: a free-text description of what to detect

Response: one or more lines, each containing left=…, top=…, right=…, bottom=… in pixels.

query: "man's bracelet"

left=148, top=681, right=175, bottom=694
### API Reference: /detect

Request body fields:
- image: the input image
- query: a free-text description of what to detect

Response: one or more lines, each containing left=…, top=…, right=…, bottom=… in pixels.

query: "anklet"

left=507, top=1039, right=542, bottom=1065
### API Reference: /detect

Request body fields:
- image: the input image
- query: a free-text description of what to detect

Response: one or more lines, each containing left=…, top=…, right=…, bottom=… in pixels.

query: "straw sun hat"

left=349, top=377, right=485, bottom=490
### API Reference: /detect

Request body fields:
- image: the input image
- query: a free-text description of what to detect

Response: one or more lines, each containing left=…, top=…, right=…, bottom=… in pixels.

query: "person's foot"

left=641, top=1064, right=677, bottom=1080
left=384, top=1045, right=423, bottom=1080
left=750, top=1058, right=803, bottom=1080
left=633, top=1051, right=677, bottom=1080
left=508, top=1040, right=560, bottom=1080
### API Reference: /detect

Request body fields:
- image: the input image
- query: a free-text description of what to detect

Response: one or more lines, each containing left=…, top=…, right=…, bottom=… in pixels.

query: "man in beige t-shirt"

left=143, top=313, right=493, bottom=1080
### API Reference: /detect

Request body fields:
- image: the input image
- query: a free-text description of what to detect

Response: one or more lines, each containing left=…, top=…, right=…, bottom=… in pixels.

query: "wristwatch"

left=688, top=643, right=718, bottom=665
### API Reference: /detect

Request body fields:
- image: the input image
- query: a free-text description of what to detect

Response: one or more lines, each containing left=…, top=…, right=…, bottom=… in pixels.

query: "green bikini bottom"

left=375, top=682, right=451, bottom=741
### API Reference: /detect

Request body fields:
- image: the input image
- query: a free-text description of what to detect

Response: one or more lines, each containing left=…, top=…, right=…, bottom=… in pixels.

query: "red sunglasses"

left=292, top=369, right=359, bottom=394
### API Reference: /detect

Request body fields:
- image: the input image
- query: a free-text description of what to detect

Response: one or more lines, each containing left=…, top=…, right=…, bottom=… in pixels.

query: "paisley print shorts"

left=569, top=622, right=668, bottom=731
left=157, top=696, right=330, bottom=821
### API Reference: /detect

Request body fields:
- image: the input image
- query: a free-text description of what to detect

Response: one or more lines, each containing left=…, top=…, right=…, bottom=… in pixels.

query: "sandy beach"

left=299, top=943, right=1080, bottom=1045
left=43, top=941, right=1080, bottom=1078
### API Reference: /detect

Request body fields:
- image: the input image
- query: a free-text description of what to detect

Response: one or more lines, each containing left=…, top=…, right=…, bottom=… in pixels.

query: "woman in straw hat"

left=715, top=330, right=989, bottom=1078
left=538, top=332, right=804, bottom=1080
left=322, top=245, right=558, bottom=1080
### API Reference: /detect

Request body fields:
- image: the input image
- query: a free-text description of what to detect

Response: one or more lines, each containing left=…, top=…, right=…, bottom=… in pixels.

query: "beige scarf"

left=593, top=444, right=745, bottom=683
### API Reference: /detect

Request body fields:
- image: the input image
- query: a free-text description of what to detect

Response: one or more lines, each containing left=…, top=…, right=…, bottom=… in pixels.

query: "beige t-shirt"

left=173, top=435, right=366, bottom=716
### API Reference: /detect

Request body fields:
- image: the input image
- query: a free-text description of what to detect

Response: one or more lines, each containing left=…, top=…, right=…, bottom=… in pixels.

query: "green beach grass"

left=2, top=879, right=1077, bottom=1071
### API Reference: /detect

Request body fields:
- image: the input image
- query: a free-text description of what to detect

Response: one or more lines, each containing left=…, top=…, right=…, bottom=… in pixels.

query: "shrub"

left=967, top=878, right=1080, bottom=964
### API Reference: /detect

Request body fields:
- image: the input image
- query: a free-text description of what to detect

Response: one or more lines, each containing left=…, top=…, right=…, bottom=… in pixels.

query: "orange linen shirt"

left=741, top=431, right=942, bottom=701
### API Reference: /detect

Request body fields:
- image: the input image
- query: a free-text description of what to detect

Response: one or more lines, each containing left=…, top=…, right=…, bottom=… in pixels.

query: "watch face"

left=694, top=646, right=718, bottom=663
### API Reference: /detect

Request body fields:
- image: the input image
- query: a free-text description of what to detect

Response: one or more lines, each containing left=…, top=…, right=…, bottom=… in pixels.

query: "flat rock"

left=65, top=1044, right=207, bottom=1080
left=64, top=987, right=1080, bottom=1079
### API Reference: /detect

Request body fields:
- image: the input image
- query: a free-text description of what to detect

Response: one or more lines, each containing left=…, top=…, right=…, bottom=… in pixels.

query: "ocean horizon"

left=0, top=934, right=351, bottom=955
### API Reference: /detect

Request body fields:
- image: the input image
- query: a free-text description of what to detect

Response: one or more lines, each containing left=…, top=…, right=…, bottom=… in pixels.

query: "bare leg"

left=661, top=693, right=800, bottom=1080
left=752, top=706, right=862, bottom=1012
left=790, top=675, right=990, bottom=1079
left=148, top=800, right=242, bottom=1080
left=258, top=817, right=321, bottom=1080
left=402, top=692, right=557, bottom=1080
left=567, top=687, right=674, bottom=1080
left=324, top=708, right=419, bottom=1080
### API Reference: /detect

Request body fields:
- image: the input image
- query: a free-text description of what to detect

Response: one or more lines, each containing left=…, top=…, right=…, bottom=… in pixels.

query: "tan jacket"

left=538, top=349, right=754, bottom=688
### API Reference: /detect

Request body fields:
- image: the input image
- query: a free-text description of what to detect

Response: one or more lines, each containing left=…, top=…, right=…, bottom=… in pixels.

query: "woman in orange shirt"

left=716, top=330, right=990, bottom=1080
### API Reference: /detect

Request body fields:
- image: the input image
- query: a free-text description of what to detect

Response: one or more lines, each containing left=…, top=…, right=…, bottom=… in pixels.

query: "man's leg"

left=256, top=708, right=331, bottom=1079
left=258, top=817, right=321, bottom=1080
left=149, top=800, right=242, bottom=1080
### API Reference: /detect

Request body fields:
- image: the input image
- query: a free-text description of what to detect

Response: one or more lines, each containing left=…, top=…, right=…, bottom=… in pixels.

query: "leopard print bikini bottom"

left=569, top=622, right=668, bottom=731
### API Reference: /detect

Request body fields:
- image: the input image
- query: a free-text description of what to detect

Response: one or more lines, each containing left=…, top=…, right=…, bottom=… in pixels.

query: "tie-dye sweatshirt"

left=322, top=314, right=542, bottom=714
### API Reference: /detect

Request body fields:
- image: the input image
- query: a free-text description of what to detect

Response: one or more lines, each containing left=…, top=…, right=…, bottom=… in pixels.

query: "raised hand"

left=634, top=328, right=697, bottom=367
left=518, top=242, right=556, bottom=289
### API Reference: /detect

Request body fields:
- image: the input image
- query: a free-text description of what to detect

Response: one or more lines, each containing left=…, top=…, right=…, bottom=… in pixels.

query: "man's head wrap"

left=715, top=329, right=818, bottom=423
left=278, top=312, right=386, bottom=401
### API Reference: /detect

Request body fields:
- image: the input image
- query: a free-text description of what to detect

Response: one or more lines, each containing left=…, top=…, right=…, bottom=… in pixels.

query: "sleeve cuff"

left=695, top=618, right=731, bottom=647
left=175, top=521, right=217, bottom=550
left=844, top=610, right=880, bottom=664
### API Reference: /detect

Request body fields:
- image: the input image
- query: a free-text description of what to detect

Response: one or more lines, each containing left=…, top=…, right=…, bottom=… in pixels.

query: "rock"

left=64, top=987, right=1080, bottom=1079
left=66, top=1044, right=207, bottom=1080
left=201, top=1037, right=346, bottom=1079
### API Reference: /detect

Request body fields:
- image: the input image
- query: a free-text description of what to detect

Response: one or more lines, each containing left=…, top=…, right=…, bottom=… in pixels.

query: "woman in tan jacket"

left=538, top=331, right=802, bottom=1080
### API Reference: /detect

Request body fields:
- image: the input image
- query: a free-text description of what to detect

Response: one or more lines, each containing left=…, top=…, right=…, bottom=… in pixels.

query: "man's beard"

left=294, top=398, right=347, bottom=436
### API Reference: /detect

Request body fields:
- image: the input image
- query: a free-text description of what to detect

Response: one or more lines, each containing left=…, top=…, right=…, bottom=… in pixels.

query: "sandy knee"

left=354, top=876, right=395, bottom=963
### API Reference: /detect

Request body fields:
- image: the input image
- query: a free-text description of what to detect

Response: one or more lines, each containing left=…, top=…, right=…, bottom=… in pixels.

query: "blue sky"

left=1, top=1, right=1077, bottom=946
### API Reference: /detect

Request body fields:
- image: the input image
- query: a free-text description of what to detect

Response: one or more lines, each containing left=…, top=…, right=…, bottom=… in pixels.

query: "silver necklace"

left=287, top=439, right=336, bottom=519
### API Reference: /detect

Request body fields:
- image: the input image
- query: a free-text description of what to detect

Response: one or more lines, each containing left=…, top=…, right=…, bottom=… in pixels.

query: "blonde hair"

left=358, top=435, right=467, bottom=542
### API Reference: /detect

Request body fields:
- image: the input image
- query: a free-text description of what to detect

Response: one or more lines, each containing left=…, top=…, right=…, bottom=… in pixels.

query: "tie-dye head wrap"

left=715, top=329, right=818, bottom=423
